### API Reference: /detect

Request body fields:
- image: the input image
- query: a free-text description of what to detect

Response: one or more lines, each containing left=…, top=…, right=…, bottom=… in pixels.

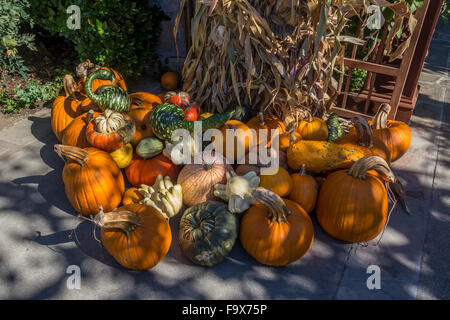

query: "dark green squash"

left=178, top=201, right=238, bottom=266
left=151, top=103, right=234, bottom=141
left=326, top=113, right=344, bottom=142
left=85, top=69, right=131, bottom=112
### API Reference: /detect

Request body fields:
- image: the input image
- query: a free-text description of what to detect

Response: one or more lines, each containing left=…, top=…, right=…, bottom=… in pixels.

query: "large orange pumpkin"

left=316, top=156, right=394, bottom=243
left=240, top=188, right=314, bottom=266
left=296, top=113, right=328, bottom=141
left=54, top=144, right=125, bottom=216
left=288, top=164, right=318, bottom=213
left=212, top=120, right=252, bottom=163
left=99, top=204, right=171, bottom=270
left=246, top=112, right=286, bottom=148
left=125, top=153, right=178, bottom=187
left=62, top=110, right=101, bottom=148
left=128, top=107, right=154, bottom=146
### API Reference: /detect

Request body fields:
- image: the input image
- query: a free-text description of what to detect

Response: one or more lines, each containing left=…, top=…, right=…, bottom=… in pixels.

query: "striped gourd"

left=85, top=69, right=131, bottom=112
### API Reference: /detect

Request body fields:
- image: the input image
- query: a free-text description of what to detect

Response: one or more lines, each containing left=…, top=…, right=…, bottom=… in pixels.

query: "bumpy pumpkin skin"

left=58, top=146, right=125, bottom=216
left=62, top=112, right=101, bottom=148
left=316, top=170, right=388, bottom=243
left=178, top=201, right=239, bottom=266
left=296, top=117, right=328, bottom=141
left=101, top=204, right=171, bottom=270
left=259, top=167, right=293, bottom=197
left=288, top=165, right=318, bottom=213
left=240, top=198, right=314, bottom=266
left=125, top=154, right=178, bottom=187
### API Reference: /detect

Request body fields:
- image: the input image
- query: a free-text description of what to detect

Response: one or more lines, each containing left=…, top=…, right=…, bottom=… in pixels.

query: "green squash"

left=326, top=113, right=344, bottom=142
left=151, top=103, right=234, bottom=141
left=85, top=69, right=131, bottom=112
left=178, top=201, right=238, bottom=266
left=136, top=137, right=165, bottom=159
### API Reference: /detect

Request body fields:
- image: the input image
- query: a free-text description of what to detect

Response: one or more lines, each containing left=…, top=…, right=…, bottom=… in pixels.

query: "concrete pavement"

left=0, top=22, right=448, bottom=300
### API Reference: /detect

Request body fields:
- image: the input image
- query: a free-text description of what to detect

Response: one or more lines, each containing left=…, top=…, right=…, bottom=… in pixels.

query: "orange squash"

left=51, top=95, right=83, bottom=142
left=62, top=110, right=101, bottom=148
left=122, top=187, right=144, bottom=206
left=128, top=107, right=154, bottom=146
left=246, top=112, right=286, bottom=148
left=54, top=145, right=124, bottom=216
left=125, top=154, right=178, bottom=187
left=240, top=188, right=314, bottom=266
left=288, top=164, right=318, bottom=213
left=296, top=113, right=328, bottom=141
left=259, top=167, right=293, bottom=197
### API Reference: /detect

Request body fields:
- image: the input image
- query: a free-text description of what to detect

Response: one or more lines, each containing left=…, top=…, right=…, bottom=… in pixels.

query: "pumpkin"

left=164, top=91, right=190, bottom=109
left=161, top=72, right=180, bottom=91
left=288, top=164, right=318, bottom=213
left=259, top=167, right=293, bottom=197
left=51, top=95, right=83, bottom=142
left=178, top=201, right=239, bottom=266
left=371, top=103, right=411, bottom=161
left=129, top=92, right=162, bottom=110
left=98, top=204, right=171, bottom=270
left=136, top=137, right=164, bottom=159
left=279, top=131, right=302, bottom=152
left=78, top=66, right=127, bottom=94
left=246, top=112, right=286, bottom=148
left=128, top=107, right=154, bottom=146
left=122, top=187, right=144, bottom=206
left=125, top=153, right=178, bottom=187
left=85, top=110, right=136, bottom=151
left=62, top=111, right=101, bottom=148
left=212, top=120, right=252, bottom=163
left=316, top=156, right=395, bottom=243
left=326, top=113, right=344, bottom=142
left=240, top=188, right=314, bottom=266
left=296, top=112, right=328, bottom=141
left=54, top=144, right=124, bottom=216
left=177, top=151, right=233, bottom=207
left=109, top=143, right=133, bottom=168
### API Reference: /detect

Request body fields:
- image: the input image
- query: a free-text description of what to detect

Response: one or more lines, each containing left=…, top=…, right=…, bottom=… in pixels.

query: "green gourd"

left=136, top=137, right=165, bottom=159
left=85, top=69, right=131, bottom=112
left=151, top=103, right=234, bottom=141
left=178, top=201, right=238, bottom=267
left=326, top=113, right=344, bottom=142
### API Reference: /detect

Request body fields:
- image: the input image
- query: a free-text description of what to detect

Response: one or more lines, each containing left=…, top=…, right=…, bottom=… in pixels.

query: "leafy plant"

left=30, top=1, right=169, bottom=77
left=0, top=0, right=36, bottom=76
left=441, top=1, right=449, bottom=24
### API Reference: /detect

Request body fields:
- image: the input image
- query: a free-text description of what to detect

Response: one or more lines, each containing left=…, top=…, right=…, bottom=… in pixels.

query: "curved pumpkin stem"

left=251, top=187, right=291, bottom=223
left=54, top=144, right=89, bottom=165
left=347, top=156, right=395, bottom=182
left=93, top=206, right=141, bottom=239
left=352, top=115, right=374, bottom=148
left=373, top=103, right=391, bottom=130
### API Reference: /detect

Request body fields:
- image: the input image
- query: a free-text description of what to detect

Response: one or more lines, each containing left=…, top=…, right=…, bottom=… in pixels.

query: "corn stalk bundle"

left=174, top=1, right=411, bottom=129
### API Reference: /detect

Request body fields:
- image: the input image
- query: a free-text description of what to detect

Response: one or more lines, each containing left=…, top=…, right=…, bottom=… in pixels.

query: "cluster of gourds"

left=50, top=64, right=412, bottom=270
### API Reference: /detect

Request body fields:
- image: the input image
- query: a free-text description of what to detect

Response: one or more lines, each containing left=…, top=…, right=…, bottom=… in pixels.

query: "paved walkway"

left=0, top=22, right=448, bottom=300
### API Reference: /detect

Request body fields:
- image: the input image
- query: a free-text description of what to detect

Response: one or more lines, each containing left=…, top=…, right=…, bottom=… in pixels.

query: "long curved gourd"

left=150, top=103, right=234, bottom=140
left=85, top=69, right=131, bottom=112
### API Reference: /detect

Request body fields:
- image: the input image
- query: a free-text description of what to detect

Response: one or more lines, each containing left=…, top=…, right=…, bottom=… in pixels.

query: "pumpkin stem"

left=305, top=110, right=313, bottom=123
left=251, top=187, right=291, bottom=223
left=93, top=206, right=141, bottom=239
left=257, top=112, right=266, bottom=127
left=352, top=115, right=374, bottom=148
left=347, top=156, right=395, bottom=182
left=299, top=163, right=306, bottom=176
left=373, top=103, right=391, bottom=130
left=54, top=144, right=89, bottom=165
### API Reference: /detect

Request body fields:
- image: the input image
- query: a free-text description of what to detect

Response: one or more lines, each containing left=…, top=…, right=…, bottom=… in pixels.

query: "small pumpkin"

left=259, top=167, right=293, bottom=197
left=316, top=156, right=395, bottom=243
left=54, top=144, right=124, bottom=216
left=246, top=112, right=286, bottom=148
left=240, top=188, right=314, bottom=266
left=177, top=151, right=233, bottom=207
left=288, top=164, right=318, bottom=213
left=62, top=111, right=101, bottom=148
left=161, top=72, right=179, bottom=91
left=85, top=109, right=136, bottom=151
left=296, top=112, right=328, bottom=141
left=178, top=201, right=239, bottom=267
left=109, top=143, right=133, bottom=168
left=122, top=187, right=144, bottom=206
left=128, top=107, right=154, bottom=146
left=98, top=204, right=171, bottom=270
left=164, top=91, right=190, bottom=109
left=212, top=120, right=252, bottom=163
left=279, top=131, right=302, bottom=152
left=125, top=153, right=178, bottom=187
left=136, top=137, right=165, bottom=159
left=129, top=92, right=162, bottom=110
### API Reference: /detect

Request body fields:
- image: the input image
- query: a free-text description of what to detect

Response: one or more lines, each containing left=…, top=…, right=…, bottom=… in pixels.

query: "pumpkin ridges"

left=288, top=164, right=318, bottom=213
left=296, top=112, right=328, bottom=141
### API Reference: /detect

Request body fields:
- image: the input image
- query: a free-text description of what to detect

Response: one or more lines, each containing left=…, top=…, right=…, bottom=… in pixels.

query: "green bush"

left=0, top=0, right=36, bottom=76
left=30, top=1, right=168, bottom=77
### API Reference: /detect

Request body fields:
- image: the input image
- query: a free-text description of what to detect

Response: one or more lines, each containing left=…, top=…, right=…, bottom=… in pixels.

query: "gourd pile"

left=50, top=62, right=411, bottom=270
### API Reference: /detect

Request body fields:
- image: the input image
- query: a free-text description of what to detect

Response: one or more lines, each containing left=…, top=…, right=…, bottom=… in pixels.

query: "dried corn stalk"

left=174, top=0, right=374, bottom=127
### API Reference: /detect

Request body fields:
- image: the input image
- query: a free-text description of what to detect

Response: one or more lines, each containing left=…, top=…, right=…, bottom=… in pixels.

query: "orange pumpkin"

left=212, top=120, right=252, bottom=163
left=128, top=107, right=154, bottom=146
left=62, top=111, right=101, bottom=148
left=316, top=156, right=394, bottom=243
left=125, top=154, right=178, bottom=187
left=99, top=204, right=171, bottom=270
left=160, top=72, right=179, bottom=91
left=296, top=113, right=328, bottom=141
left=288, top=164, right=318, bottom=213
left=122, top=187, right=144, bottom=206
left=371, top=103, right=411, bottom=162
left=129, top=92, right=162, bottom=110
left=240, top=188, right=314, bottom=266
left=259, top=167, right=293, bottom=197
left=246, top=112, right=286, bottom=148
left=279, top=131, right=302, bottom=152
left=54, top=145, right=124, bottom=216
left=51, top=95, right=83, bottom=142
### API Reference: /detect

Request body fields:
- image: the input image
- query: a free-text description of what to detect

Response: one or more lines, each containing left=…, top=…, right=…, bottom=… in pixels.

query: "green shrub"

left=30, top=1, right=168, bottom=77
left=0, top=0, right=36, bottom=76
